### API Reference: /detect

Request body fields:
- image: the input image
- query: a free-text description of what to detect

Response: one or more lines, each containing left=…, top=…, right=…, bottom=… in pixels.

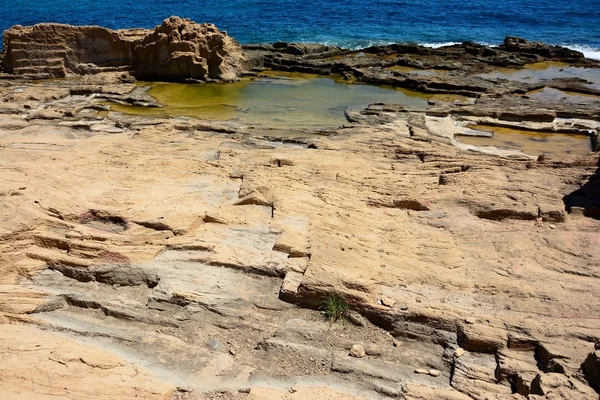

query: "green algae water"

left=110, top=72, right=429, bottom=130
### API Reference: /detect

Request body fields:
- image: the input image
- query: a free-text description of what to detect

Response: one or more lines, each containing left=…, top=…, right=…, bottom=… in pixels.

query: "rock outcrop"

left=133, top=17, right=245, bottom=82
left=1, top=17, right=246, bottom=81
left=499, top=36, right=585, bottom=60
left=1, top=23, right=146, bottom=78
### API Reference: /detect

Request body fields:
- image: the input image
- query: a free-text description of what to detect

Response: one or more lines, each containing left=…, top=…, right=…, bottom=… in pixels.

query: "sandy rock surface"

left=0, top=45, right=599, bottom=399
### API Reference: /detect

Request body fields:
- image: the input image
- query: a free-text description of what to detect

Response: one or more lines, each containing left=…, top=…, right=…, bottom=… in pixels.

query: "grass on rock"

left=321, top=292, right=349, bottom=323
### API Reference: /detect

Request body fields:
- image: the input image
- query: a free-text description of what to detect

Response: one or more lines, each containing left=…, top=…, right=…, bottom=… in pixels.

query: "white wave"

left=563, top=44, right=600, bottom=60
left=419, top=41, right=461, bottom=48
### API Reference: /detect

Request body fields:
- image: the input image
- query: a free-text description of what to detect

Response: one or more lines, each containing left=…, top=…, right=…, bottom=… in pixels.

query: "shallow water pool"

left=458, top=125, right=593, bottom=156
left=477, top=62, right=600, bottom=89
left=109, top=72, right=429, bottom=130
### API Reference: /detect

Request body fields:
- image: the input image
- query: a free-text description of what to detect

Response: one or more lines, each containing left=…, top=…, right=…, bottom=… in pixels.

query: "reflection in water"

left=478, top=62, right=600, bottom=89
left=110, top=72, right=429, bottom=129
left=523, top=87, right=600, bottom=103
left=458, top=125, right=592, bottom=156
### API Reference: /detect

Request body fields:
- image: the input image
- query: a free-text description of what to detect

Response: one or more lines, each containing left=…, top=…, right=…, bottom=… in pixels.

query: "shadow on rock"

left=563, top=159, right=600, bottom=219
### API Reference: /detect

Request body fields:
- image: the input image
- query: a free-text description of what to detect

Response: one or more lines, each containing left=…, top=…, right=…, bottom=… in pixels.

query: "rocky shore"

left=1, top=17, right=599, bottom=400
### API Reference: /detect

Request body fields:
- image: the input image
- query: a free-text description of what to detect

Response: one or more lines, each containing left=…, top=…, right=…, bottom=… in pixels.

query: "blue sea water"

left=2, top=0, right=600, bottom=58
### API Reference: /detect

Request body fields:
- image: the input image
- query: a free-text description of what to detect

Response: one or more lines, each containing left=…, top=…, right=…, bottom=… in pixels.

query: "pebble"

left=381, top=297, right=396, bottom=308
left=350, top=344, right=366, bottom=358
left=454, top=348, right=465, bottom=358
left=548, top=224, right=556, bottom=229
left=208, top=339, right=223, bottom=352
left=393, top=339, right=403, bottom=347
left=414, top=368, right=429, bottom=374
left=346, top=310, right=367, bottom=327
left=465, top=317, right=475, bottom=324
left=365, top=344, right=382, bottom=356
left=429, top=369, right=441, bottom=377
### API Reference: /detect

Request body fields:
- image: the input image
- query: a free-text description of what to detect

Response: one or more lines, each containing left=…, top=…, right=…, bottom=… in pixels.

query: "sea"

left=2, top=0, right=600, bottom=59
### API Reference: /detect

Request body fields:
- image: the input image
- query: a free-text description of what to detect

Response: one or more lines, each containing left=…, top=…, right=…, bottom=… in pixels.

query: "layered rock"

left=1, top=17, right=246, bottom=81
left=1, top=23, right=145, bottom=78
left=499, top=36, right=585, bottom=60
left=134, top=17, right=246, bottom=82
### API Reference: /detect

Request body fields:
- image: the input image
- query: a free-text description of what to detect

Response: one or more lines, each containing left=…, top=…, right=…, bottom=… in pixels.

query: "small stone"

left=346, top=310, right=367, bottom=327
left=465, top=317, right=475, bottom=324
left=595, top=340, right=600, bottom=350
left=393, top=339, right=403, bottom=347
left=365, top=344, right=382, bottom=356
left=228, top=348, right=236, bottom=356
left=350, top=344, right=366, bottom=358
left=207, top=339, right=223, bottom=352
left=548, top=224, right=556, bottom=229
left=414, top=368, right=429, bottom=374
left=229, top=170, right=244, bottom=179
left=289, top=386, right=298, bottom=394
left=381, top=298, right=396, bottom=308
left=429, top=369, right=441, bottom=377
left=454, top=348, right=465, bottom=358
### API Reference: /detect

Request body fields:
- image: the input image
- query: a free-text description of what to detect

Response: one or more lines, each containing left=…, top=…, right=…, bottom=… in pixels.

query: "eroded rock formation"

left=0, top=16, right=245, bottom=81
left=134, top=16, right=245, bottom=82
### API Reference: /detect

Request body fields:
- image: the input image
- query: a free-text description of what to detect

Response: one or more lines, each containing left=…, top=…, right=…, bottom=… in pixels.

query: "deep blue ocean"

left=2, top=0, right=600, bottom=58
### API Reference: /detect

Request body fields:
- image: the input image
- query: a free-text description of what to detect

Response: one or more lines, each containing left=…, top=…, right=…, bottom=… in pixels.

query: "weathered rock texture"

left=0, top=71, right=599, bottom=398
left=1, top=16, right=245, bottom=81
left=134, top=16, right=245, bottom=81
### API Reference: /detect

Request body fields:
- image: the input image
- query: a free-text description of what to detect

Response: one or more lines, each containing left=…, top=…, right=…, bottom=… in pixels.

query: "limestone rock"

left=1, top=17, right=246, bottom=82
left=402, top=384, right=472, bottom=400
left=381, top=297, right=396, bottom=307
left=531, top=373, right=598, bottom=398
left=365, top=344, right=382, bottom=356
left=133, top=17, right=246, bottom=82
left=350, top=344, right=366, bottom=358
left=2, top=23, right=144, bottom=79
left=457, top=323, right=507, bottom=353
left=346, top=310, right=367, bottom=327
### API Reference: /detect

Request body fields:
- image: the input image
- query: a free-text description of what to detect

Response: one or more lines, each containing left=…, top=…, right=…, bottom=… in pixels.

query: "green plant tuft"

left=321, top=292, right=348, bottom=323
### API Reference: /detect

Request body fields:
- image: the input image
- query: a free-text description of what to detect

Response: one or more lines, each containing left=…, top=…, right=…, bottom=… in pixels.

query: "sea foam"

left=565, top=45, right=600, bottom=61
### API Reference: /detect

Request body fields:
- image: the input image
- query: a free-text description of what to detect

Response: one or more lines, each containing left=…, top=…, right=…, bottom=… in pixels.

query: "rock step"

left=10, top=48, right=68, bottom=60
left=12, top=58, right=65, bottom=68
left=8, top=41, right=69, bottom=51
left=13, top=65, right=67, bottom=78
